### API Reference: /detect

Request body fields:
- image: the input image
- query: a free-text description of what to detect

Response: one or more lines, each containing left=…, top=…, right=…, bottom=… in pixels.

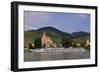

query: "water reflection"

left=24, top=48, right=90, bottom=61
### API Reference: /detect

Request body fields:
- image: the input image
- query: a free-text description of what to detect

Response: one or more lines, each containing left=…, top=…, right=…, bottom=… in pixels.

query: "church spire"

left=42, top=31, right=46, bottom=37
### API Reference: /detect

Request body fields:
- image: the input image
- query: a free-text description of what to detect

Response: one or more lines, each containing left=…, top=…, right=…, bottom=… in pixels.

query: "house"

left=24, top=40, right=35, bottom=49
left=85, top=39, right=90, bottom=47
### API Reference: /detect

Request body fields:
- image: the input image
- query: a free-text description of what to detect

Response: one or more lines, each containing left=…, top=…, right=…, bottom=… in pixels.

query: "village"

left=24, top=31, right=90, bottom=51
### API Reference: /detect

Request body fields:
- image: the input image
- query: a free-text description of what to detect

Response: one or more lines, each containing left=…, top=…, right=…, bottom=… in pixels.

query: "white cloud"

left=24, top=24, right=37, bottom=31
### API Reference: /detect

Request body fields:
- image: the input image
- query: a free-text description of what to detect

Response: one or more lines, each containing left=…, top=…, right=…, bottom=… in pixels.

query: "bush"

left=61, top=37, right=72, bottom=48
left=71, top=43, right=77, bottom=48
left=34, top=38, right=41, bottom=48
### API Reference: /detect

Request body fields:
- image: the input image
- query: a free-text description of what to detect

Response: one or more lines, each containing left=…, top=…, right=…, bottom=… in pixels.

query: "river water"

left=24, top=48, right=90, bottom=62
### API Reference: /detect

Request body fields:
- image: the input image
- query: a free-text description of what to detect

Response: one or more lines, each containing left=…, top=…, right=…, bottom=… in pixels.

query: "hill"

left=71, top=31, right=90, bottom=38
left=24, top=26, right=90, bottom=44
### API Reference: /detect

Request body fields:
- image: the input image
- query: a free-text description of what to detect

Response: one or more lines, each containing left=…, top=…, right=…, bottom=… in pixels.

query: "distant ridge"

left=26, top=26, right=89, bottom=38
left=71, top=31, right=90, bottom=38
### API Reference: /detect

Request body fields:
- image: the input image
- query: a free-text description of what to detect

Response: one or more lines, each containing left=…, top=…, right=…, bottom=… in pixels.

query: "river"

left=24, top=48, right=90, bottom=62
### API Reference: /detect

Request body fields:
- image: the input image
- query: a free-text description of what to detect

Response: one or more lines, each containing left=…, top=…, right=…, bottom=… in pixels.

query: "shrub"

left=61, top=37, right=72, bottom=48
left=34, top=38, right=41, bottom=48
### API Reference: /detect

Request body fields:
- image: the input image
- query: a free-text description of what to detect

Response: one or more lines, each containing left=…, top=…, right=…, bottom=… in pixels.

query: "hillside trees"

left=61, top=37, right=72, bottom=48
left=34, top=38, right=42, bottom=48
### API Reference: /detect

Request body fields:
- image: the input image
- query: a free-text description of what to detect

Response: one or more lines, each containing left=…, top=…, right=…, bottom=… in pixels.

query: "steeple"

left=42, top=31, right=46, bottom=37
left=41, top=31, right=57, bottom=48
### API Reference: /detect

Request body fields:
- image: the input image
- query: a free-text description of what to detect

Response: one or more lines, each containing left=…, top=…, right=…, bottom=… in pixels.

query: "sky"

left=24, top=11, right=90, bottom=33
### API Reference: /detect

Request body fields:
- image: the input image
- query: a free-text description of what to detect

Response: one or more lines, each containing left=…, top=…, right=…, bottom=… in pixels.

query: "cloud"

left=24, top=24, right=37, bottom=31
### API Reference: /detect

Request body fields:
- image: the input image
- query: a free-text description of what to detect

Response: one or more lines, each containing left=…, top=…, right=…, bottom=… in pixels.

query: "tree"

left=34, top=38, right=41, bottom=48
left=28, top=42, right=33, bottom=49
left=61, top=37, right=72, bottom=48
left=71, top=43, right=77, bottom=48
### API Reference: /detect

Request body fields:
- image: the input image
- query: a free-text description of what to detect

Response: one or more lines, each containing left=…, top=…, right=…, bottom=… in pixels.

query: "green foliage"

left=85, top=45, right=90, bottom=51
left=27, top=43, right=33, bottom=49
left=80, top=42, right=85, bottom=48
left=61, top=38, right=72, bottom=48
left=24, top=32, right=40, bottom=41
left=34, top=38, right=41, bottom=48
left=24, top=27, right=90, bottom=50
left=71, top=43, right=77, bottom=48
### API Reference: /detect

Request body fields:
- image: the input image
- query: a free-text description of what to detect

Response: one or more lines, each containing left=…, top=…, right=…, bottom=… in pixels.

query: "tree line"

left=25, top=37, right=90, bottom=51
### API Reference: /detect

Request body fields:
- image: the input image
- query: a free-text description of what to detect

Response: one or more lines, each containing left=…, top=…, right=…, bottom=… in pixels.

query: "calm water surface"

left=24, top=48, right=90, bottom=61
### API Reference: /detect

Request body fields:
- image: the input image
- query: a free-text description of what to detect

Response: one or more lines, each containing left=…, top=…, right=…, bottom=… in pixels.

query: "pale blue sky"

left=24, top=11, right=90, bottom=33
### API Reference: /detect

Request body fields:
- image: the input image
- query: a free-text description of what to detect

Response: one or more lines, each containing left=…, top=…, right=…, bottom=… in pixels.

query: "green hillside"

left=24, top=26, right=90, bottom=47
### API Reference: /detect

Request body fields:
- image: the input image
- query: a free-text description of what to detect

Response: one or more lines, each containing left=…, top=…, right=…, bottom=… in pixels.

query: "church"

left=41, top=31, right=57, bottom=48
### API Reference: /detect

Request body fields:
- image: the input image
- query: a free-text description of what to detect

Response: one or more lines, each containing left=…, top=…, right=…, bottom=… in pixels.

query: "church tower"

left=41, top=31, right=55, bottom=48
